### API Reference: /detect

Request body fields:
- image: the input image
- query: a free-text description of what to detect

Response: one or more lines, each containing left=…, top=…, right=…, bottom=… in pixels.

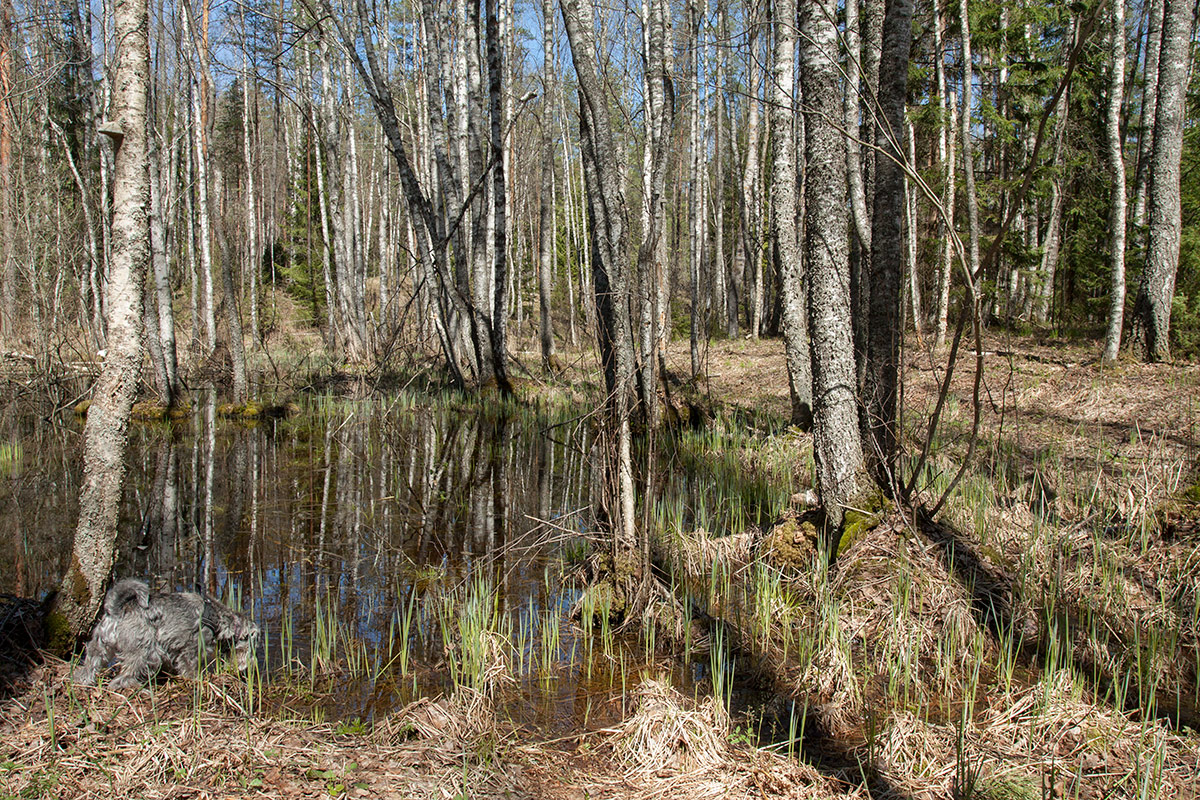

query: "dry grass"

left=609, top=677, right=730, bottom=773
left=1, top=661, right=843, bottom=800
left=0, top=664, right=527, bottom=799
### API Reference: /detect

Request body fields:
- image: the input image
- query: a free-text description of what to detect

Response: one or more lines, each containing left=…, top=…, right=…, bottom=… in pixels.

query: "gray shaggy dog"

left=72, top=578, right=259, bottom=689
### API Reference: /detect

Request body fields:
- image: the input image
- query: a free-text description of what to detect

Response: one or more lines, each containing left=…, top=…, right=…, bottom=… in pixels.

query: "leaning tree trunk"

left=863, top=0, right=913, bottom=484
left=770, top=0, right=812, bottom=431
left=799, top=0, right=867, bottom=535
left=1133, top=0, right=1192, bottom=362
left=1102, top=0, right=1127, bottom=363
left=53, top=0, right=148, bottom=645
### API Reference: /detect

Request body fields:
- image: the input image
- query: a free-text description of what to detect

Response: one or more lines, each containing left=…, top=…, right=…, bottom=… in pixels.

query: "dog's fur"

left=72, top=579, right=259, bottom=689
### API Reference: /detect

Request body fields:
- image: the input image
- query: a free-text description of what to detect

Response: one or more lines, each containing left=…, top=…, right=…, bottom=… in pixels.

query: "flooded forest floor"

left=3, top=335, right=1200, bottom=798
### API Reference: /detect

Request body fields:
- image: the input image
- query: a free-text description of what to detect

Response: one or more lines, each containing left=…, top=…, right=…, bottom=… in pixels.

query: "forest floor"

left=4, top=334, right=1200, bottom=799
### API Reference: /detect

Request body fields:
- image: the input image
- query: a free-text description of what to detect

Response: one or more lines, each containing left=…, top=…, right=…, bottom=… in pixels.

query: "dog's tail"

left=105, top=579, right=150, bottom=615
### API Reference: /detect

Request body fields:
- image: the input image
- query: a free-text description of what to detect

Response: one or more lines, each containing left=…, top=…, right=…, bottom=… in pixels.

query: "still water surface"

left=0, top=391, right=791, bottom=735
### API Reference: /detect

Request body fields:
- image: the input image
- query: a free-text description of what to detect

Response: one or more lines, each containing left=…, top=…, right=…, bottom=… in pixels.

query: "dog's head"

left=232, top=616, right=261, bottom=673
left=203, top=599, right=261, bottom=673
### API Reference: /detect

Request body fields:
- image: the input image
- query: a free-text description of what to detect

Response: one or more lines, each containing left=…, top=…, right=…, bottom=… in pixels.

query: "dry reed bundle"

left=609, top=677, right=730, bottom=774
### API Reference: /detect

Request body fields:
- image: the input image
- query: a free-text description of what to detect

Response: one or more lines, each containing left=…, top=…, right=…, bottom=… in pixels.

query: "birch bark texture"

left=1102, top=0, right=1127, bottom=363
left=770, top=0, right=812, bottom=431
left=799, top=0, right=866, bottom=533
left=56, top=0, right=149, bottom=641
left=1134, top=0, right=1194, bottom=362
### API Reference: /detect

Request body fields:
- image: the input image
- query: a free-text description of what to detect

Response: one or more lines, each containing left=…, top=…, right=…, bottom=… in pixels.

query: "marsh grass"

left=11, top=342, right=1200, bottom=798
left=640, top=352, right=1200, bottom=797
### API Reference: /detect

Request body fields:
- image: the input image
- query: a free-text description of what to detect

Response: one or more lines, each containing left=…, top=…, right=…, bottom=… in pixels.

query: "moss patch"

left=43, top=610, right=74, bottom=658
left=759, top=511, right=821, bottom=575
left=131, top=401, right=169, bottom=421
left=836, top=492, right=893, bottom=558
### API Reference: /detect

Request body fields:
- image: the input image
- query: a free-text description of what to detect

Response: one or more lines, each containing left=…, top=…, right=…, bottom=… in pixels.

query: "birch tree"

left=799, top=0, right=867, bottom=535
left=770, top=0, right=811, bottom=430
left=1102, top=0, right=1127, bottom=363
left=55, top=0, right=148, bottom=641
left=1133, top=0, right=1193, bottom=362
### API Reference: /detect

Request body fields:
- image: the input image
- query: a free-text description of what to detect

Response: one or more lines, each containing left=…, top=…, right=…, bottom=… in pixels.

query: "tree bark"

left=485, top=0, right=511, bottom=390
left=1131, top=0, right=1163, bottom=229
left=220, top=236, right=248, bottom=403
left=183, top=0, right=216, bottom=357
left=742, top=8, right=763, bottom=338
left=688, top=0, right=704, bottom=378
left=958, top=0, right=981, bottom=287
left=863, top=0, right=913, bottom=484
left=1031, top=87, right=1069, bottom=325
left=1102, top=0, right=1127, bottom=363
left=538, top=0, right=556, bottom=371
left=148, top=130, right=179, bottom=406
left=1133, top=0, right=1194, bottom=362
left=636, top=0, right=672, bottom=422
left=242, top=27, right=261, bottom=349
left=0, top=0, right=13, bottom=336
left=55, top=0, right=148, bottom=642
left=844, top=0, right=870, bottom=252
left=771, top=0, right=811, bottom=431
left=799, top=0, right=867, bottom=534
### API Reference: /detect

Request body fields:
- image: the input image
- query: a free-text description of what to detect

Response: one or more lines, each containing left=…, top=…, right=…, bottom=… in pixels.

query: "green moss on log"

left=836, top=492, right=893, bottom=558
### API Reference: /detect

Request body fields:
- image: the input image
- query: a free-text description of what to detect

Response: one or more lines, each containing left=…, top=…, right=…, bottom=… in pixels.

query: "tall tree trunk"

left=560, top=0, right=638, bottom=576
left=905, top=120, right=921, bottom=340
left=1131, top=0, right=1163, bottom=229
left=220, top=236, right=248, bottom=403
left=1031, top=87, right=1069, bottom=326
left=1133, top=0, right=1193, bottom=362
left=1102, top=0, right=1127, bottom=363
left=799, top=0, right=867, bottom=535
left=184, top=0, right=215, bottom=357
left=314, top=38, right=340, bottom=356
left=538, top=0, right=556, bottom=371
left=844, top=0, right=870, bottom=252
left=55, top=0, right=148, bottom=642
left=771, top=0, right=811, bottom=431
left=148, top=130, right=179, bottom=405
left=936, top=90, right=957, bottom=348
left=742, top=9, right=763, bottom=338
left=863, top=0, right=913, bottom=484
left=636, top=0, right=671, bottom=422
left=243, top=38, right=261, bottom=349
left=485, top=0, right=511, bottom=391
left=958, top=0, right=981, bottom=287
left=688, top=0, right=704, bottom=377
left=0, top=0, right=13, bottom=336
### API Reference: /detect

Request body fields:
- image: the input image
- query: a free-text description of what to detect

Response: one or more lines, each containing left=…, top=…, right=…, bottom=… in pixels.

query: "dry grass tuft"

left=872, top=672, right=1200, bottom=799
left=609, top=676, right=730, bottom=774
left=380, top=686, right=501, bottom=759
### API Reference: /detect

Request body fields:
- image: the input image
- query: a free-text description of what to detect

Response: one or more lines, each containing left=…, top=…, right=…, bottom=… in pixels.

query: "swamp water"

left=0, top=392, right=799, bottom=740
